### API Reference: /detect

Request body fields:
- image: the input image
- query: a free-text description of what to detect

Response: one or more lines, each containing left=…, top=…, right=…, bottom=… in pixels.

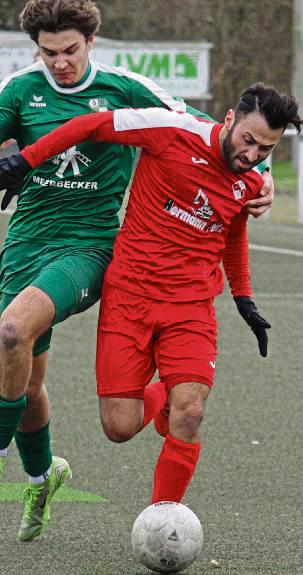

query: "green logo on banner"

left=115, top=53, right=198, bottom=79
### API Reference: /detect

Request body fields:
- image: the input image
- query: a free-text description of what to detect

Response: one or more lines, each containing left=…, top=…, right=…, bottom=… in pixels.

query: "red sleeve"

left=22, top=111, right=116, bottom=168
left=222, top=211, right=252, bottom=297
left=21, top=109, right=177, bottom=168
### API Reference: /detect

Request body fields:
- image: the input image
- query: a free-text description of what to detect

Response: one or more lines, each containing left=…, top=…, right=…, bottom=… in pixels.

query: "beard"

left=223, top=126, right=260, bottom=173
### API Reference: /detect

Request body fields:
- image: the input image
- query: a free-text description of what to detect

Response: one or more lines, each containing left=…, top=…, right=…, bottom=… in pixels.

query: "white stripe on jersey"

left=114, top=108, right=213, bottom=146
left=94, top=61, right=186, bottom=112
left=0, top=61, right=44, bottom=94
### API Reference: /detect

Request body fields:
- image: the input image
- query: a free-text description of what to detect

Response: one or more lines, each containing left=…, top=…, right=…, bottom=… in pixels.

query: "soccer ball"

left=131, top=501, right=204, bottom=573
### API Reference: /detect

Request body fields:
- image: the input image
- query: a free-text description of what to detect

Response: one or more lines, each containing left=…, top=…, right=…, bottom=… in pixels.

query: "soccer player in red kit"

left=0, top=83, right=301, bottom=505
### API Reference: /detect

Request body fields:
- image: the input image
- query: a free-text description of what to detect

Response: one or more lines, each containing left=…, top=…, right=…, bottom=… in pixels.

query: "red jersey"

left=23, top=108, right=264, bottom=302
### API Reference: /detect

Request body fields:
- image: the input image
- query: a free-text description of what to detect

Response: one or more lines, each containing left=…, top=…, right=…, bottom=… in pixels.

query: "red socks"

left=143, top=383, right=201, bottom=502
left=143, top=380, right=167, bottom=428
left=151, top=433, right=201, bottom=503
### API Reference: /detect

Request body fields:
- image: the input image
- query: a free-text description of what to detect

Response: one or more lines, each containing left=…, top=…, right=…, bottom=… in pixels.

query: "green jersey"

left=0, top=60, right=210, bottom=247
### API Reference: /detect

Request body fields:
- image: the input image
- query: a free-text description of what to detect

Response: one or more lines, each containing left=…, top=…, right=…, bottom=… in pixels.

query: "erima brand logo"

left=89, top=98, right=108, bottom=112
left=210, top=361, right=216, bottom=369
left=192, top=156, right=208, bottom=165
left=232, top=180, right=246, bottom=200
left=30, top=95, right=47, bottom=108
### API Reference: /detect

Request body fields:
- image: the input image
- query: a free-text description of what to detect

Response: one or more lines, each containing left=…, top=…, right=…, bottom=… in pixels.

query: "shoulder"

left=115, top=108, right=214, bottom=136
left=93, top=60, right=169, bottom=92
left=93, top=61, right=137, bottom=83
left=0, top=61, right=44, bottom=95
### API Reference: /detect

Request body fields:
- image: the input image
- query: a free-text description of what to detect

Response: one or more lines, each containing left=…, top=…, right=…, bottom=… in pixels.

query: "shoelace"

left=23, top=486, right=45, bottom=517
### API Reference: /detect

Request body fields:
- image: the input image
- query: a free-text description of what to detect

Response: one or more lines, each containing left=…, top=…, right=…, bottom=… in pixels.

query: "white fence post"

left=270, top=128, right=302, bottom=224
left=298, top=135, right=303, bottom=222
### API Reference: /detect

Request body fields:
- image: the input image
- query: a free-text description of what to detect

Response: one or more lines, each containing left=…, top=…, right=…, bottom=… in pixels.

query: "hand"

left=234, top=296, right=271, bottom=357
left=244, top=170, right=274, bottom=218
left=0, top=154, right=31, bottom=210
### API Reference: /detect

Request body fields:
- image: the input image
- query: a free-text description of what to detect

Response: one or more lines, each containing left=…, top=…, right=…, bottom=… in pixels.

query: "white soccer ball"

left=131, top=501, right=204, bottom=573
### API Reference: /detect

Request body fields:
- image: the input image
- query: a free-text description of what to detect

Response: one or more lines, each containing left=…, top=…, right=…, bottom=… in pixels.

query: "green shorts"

left=0, top=240, right=113, bottom=356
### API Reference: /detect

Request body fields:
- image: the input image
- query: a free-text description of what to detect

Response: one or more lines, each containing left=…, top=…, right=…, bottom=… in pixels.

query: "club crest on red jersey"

left=232, top=180, right=246, bottom=200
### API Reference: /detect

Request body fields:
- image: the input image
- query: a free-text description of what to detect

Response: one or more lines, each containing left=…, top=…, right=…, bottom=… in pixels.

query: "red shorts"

left=96, top=281, right=217, bottom=398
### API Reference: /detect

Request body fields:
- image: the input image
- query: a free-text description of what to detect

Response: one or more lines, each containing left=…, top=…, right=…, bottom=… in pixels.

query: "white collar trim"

left=42, top=60, right=97, bottom=93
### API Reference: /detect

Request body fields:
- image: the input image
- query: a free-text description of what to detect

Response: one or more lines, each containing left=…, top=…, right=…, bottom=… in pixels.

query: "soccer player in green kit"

left=0, top=0, right=274, bottom=542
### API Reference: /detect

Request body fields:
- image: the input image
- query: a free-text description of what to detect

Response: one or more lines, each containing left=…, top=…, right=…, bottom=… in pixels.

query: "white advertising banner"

left=0, top=32, right=212, bottom=99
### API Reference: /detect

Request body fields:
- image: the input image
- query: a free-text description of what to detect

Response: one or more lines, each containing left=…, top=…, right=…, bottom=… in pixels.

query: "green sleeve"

left=129, top=77, right=182, bottom=109
left=183, top=102, right=214, bottom=121
left=0, top=81, right=18, bottom=143
left=255, top=161, right=269, bottom=173
left=125, top=73, right=214, bottom=120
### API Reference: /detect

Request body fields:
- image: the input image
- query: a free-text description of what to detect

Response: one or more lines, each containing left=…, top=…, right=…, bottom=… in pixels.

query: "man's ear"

left=87, top=35, right=95, bottom=50
left=224, top=109, right=235, bottom=130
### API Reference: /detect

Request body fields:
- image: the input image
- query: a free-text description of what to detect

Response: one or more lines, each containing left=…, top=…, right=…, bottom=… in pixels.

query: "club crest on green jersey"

left=88, top=98, right=108, bottom=112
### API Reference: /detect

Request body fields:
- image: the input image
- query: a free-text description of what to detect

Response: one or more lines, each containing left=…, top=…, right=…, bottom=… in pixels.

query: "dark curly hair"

left=20, top=0, right=101, bottom=43
left=235, top=82, right=302, bottom=134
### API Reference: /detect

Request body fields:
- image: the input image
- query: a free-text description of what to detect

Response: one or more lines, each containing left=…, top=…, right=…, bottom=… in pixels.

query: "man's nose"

left=54, top=55, right=68, bottom=69
left=245, top=146, right=259, bottom=163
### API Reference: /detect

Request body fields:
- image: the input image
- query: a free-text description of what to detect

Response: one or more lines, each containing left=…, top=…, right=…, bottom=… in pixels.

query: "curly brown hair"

left=20, top=0, right=101, bottom=43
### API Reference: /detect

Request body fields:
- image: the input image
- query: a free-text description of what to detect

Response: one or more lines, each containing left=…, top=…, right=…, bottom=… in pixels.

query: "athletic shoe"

left=18, top=456, right=72, bottom=542
left=153, top=402, right=170, bottom=437
left=0, top=455, right=6, bottom=477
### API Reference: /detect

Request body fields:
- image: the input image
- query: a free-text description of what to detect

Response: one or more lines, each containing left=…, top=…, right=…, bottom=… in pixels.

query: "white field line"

left=249, top=243, right=303, bottom=258
left=221, top=293, right=303, bottom=299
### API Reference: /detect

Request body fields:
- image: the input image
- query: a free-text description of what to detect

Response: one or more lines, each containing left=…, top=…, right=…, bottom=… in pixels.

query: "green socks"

left=15, top=421, right=52, bottom=477
left=0, top=397, right=53, bottom=477
left=0, top=395, right=27, bottom=450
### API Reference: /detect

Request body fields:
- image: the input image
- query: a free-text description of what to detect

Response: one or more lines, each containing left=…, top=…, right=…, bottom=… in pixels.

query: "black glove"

left=234, top=296, right=271, bottom=357
left=0, top=154, right=31, bottom=210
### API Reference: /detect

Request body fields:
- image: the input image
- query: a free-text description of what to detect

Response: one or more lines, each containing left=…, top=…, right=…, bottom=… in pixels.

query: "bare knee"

left=101, top=422, right=135, bottom=443
left=0, top=320, right=24, bottom=352
left=0, top=287, right=55, bottom=355
left=99, top=397, right=143, bottom=443
left=26, top=379, right=45, bottom=402
left=171, top=401, right=204, bottom=437
left=169, top=382, right=210, bottom=440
